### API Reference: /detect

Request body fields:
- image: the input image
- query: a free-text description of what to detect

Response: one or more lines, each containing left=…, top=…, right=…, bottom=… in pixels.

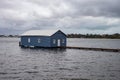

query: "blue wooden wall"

left=51, top=31, right=66, bottom=47
left=21, top=30, right=66, bottom=47
left=21, top=36, right=51, bottom=47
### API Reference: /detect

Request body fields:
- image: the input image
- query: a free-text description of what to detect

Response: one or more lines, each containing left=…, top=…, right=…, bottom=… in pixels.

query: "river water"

left=0, top=38, right=120, bottom=80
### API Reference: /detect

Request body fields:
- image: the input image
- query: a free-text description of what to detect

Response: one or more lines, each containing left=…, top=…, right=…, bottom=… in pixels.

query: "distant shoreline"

left=67, top=38, right=120, bottom=39
left=67, top=33, right=120, bottom=39
left=0, top=36, right=120, bottom=39
left=0, top=33, right=120, bottom=39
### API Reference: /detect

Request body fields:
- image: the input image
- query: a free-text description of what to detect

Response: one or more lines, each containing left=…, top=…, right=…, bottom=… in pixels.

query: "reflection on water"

left=0, top=38, right=120, bottom=80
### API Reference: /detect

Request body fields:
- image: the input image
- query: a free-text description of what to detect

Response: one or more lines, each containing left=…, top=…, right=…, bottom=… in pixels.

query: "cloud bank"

left=0, top=0, right=120, bottom=34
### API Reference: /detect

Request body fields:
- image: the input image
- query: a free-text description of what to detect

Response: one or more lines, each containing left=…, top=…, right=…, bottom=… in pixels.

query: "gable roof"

left=21, top=30, right=66, bottom=36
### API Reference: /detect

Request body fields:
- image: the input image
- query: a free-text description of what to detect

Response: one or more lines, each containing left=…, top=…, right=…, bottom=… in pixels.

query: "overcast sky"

left=0, top=0, right=120, bottom=34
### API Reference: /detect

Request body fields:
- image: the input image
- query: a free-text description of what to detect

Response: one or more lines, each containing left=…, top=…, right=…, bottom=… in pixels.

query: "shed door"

left=57, top=39, right=61, bottom=47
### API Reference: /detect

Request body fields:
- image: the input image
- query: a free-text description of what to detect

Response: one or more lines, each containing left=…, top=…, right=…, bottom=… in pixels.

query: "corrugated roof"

left=21, top=30, right=59, bottom=36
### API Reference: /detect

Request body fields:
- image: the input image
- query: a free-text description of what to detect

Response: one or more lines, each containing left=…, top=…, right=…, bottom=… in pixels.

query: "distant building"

left=19, top=30, right=66, bottom=48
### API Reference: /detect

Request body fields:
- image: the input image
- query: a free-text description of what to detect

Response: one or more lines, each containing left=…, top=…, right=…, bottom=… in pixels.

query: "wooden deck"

left=19, top=44, right=120, bottom=52
left=59, top=46, right=120, bottom=52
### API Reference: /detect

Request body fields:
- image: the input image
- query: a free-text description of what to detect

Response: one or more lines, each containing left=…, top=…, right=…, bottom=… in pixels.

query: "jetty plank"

left=60, top=46, right=120, bottom=52
left=20, top=45, right=120, bottom=52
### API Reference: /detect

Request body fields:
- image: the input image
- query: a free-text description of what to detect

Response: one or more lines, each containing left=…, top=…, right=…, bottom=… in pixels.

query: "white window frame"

left=53, top=39, right=56, bottom=44
left=62, top=39, right=65, bottom=43
left=38, top=38, right=41, bottom=43
left=28, top=38, right=30, bottom=43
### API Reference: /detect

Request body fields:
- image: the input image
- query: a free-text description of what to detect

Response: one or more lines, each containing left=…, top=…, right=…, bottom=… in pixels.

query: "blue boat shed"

left=20, top=30, right=67, bottom=48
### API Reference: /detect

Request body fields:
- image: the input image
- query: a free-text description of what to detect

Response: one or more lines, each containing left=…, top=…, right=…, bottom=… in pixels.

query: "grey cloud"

left=1, top=0, right=120, bottom=18
left=0, top=0, right=120, bottom=34
left=66, top=0, right=120, bottom=17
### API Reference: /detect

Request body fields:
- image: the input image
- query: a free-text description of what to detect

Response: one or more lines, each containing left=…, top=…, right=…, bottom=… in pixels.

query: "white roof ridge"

left=21, top=30, right=59, bottom=36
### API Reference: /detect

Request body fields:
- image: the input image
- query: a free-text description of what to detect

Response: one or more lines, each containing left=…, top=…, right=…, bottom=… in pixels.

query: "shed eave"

left=51, top=30, right=67, bottom=37
left=20, top=35, right=50, bottom=37
left=21, top=30, right=66, bottom=37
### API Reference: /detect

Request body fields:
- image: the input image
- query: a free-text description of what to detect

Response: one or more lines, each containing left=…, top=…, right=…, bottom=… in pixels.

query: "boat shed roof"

left=21, top=30, right=66, bottom=36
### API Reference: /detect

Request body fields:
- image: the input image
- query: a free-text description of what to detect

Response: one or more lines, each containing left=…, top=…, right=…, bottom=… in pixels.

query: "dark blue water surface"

left=0, top=38, right=120, bottom=80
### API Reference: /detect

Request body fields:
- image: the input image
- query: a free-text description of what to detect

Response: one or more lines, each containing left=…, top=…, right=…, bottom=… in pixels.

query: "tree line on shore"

left=67, top=33, right=120, bottom=39
left=0, top=33, right=120, bottom=39
left=0, top=35, right=19, bottom=37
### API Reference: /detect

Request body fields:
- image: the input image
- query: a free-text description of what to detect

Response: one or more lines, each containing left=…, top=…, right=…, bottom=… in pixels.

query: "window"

left=38, top=38, right=41, bottom=43
left=62, top=39, right=65, bottom=43
left=28, top=38, right=30, bottom=43
left=53, top=39, right=56, bottom=44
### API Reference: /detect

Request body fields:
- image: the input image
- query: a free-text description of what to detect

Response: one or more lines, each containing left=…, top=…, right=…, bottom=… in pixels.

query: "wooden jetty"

left=58, top=46, right=120, bottom=52
left=20, top=44, right=120, bottom=52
